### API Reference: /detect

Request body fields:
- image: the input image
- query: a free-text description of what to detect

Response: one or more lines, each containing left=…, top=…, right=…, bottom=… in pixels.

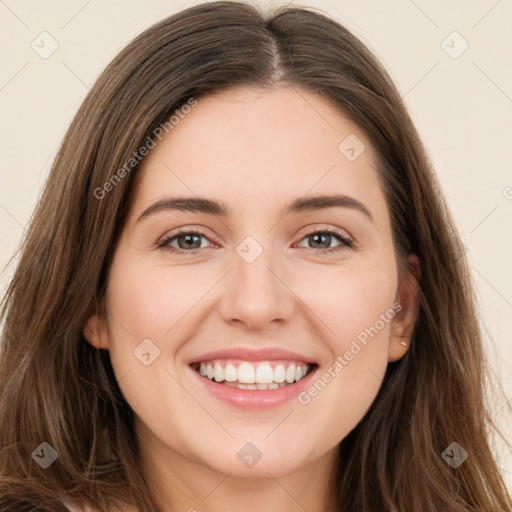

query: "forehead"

left=130, top=85, right=386, bottom=221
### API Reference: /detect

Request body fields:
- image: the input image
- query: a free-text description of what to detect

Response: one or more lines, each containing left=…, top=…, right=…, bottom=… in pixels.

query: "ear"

left=82, top=299, right=110, bottom=350
left=388, top=254, right=420, bottom=362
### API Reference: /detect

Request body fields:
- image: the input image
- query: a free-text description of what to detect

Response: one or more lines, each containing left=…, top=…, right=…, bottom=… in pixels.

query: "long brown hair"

left=1, top=2, right=510, bottom=511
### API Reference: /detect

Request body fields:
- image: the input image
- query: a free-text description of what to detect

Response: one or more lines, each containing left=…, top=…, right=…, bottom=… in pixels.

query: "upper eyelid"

left=295, top=225, right=352, bottom=240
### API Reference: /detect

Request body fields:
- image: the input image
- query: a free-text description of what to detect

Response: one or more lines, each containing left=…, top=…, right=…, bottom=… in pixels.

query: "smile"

left=188, top=347, right=318, bottom=408
left=192, top=359, right=312, bottom=390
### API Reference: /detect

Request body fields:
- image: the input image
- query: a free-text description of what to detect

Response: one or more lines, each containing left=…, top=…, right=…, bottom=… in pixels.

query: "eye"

left=295, top=227, right=354, bottom=254
left=157, top=228, right=215, bottom=254
left=157, top=226, right=354, bottom=255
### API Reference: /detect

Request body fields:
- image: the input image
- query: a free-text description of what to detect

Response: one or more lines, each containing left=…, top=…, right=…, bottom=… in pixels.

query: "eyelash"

left=157, top=227, right=354, bottom=256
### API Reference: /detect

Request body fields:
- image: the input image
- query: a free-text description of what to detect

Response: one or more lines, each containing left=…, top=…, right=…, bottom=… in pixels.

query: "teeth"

left=224, top=381, right=285, bottom=390
left=214, top=363, right=224, bottom=382
left=195, top=360, right=311, bottom=387
left=274, top=364, right=286, bottom=383
left=255, top=363, right=274, bottom=383
left=285, top=364, right=296, bottom=384
left=238, top=362, right=255, bottom=384
left=224, top=363, right=237, bottom=382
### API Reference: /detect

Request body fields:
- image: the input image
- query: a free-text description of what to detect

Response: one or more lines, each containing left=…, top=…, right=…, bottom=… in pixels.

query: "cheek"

left=295, top=258, right=397, bottom=413
left=103, top=261, right=212, bottom=454
left=296, top=298, right=394, bottom=445
left=106, top=258, right=208, bottom=343
left=299, top=257, right=398, bottom=351
left=103, top=257, right=222, bottom=414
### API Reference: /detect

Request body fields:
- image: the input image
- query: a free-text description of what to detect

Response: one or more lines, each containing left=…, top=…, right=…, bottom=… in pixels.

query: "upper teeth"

left=197, top=360, right=310, bottom=385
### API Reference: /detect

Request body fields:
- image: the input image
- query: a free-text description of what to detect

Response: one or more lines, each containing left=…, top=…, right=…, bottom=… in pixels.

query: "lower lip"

left=189, top=365, right=318, bottom=409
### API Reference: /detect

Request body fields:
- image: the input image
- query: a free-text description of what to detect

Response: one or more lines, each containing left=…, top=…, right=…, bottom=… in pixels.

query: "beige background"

left=1, top=0, right=511, bottom=488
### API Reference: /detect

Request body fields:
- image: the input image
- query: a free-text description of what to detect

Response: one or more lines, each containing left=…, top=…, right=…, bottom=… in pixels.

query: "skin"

left=84, top=84, right=419, bottom=512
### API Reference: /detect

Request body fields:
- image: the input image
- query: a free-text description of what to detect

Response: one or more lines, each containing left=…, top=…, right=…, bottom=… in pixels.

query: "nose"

left=218, top=243, right=296, bottom=331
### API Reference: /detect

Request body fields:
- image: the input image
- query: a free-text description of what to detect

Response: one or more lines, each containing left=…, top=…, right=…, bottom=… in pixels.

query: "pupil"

left=311, top=233, right=330, bottom=249
left=179, top=234, right=201, bottom=249
left=313, top=233, right=330, bottom=248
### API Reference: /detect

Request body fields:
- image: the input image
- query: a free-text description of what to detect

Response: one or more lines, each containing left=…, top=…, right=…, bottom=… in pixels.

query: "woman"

left=1, top=2, right=510, bottom=511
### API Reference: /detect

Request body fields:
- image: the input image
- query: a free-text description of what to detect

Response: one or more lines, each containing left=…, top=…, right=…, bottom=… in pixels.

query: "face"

left=85, top=85, right=418, bottom=484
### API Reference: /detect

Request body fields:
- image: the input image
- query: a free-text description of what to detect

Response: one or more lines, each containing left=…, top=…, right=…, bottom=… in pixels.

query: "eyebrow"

left=136, top=193, right=373, bottom=223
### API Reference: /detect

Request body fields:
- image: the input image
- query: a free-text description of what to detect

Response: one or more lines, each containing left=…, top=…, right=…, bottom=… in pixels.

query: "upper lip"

left=188, top=347, right=317, bottom=365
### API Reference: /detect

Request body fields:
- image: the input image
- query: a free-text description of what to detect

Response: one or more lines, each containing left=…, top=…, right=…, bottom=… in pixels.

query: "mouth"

left=188, top=347, right=319, bottom=408
left=188, top=348, right=319, bottom=409
left=190, top=359, right=316, bottom=390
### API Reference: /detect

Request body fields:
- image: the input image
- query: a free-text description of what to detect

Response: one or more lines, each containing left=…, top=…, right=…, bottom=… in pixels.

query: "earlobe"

left=388, top=254, right=420, bottom=362
left=82, top=303, right=110, bottom=350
